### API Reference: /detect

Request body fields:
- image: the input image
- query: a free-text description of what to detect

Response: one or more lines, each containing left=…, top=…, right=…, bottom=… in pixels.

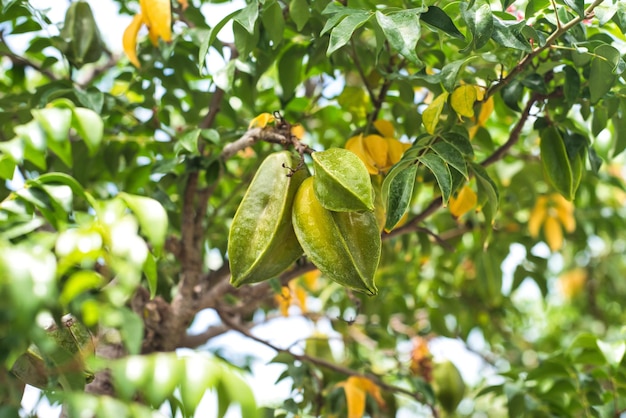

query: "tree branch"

left=218, top=311, right=439, bottom=416
left=486, top=0, right=606, bottom=98
left=0, top=31, right=59, bottom=81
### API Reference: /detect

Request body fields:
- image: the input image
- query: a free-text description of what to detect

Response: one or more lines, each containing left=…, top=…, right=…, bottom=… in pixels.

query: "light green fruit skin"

left=292, top=177, right=379, bottom=295
left=312, top=148, right=375, bottom=212
left=432, top=360, right=466, bottom=413
left=59, top=1, right=103, bottom=67
left=229, top=151, right=309, bottom=287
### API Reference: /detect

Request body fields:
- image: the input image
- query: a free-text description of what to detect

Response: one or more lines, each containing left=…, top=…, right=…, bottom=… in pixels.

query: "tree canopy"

left=1, top=0, right=626, bottom=416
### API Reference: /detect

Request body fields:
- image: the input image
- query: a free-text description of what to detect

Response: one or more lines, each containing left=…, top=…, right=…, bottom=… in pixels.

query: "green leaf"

left=327, top=12, right=371, bottom=55
left=540, top=127, right=574, bottom=200
left=0, top=137, right=25, bottom=164
left=199, top=9, right=240, bottom=70
left=290, top=0, right=310, bottom=31
left=375, top=10, right=422, bottom=65
left=419, top=152, right=452, bottom=203
left=420, top=6, right=464, bottom=39
left=118, top=193, right=168, bottom=251
left=72, top=107, right=103, bottom=154
left=491, top=18, right=531, bottom=52
left=562, top=65, right=580, bottom=106
left=460, top=1, right=493, bottom=50
left=564, top=0, right=584, bottom=17
left=143, top=253, right=158, bottom=299
left=261, top=1, right=285, bottom=47
left=589, top=45, right=620, bottom=104
left=440, top=57, right=477, bottom=92
left=219, top=370, right=259, bottom=418
left=595, top=2, right=618, bottom=25
left=442, top=132, right=474, bottom=157
left=73, top=87, right=104, bottom=113
left=597, top=340, right=626, bottom=368
left=15, top=187, right=56, bottom=227
left=612, top=100, right=626, bottom=157
left=111, top=356, right=151, bottom=401
left=422, top=92, right=449, bottom=134
left=431, top=141, right=468, bottom=179
left=144, top=354, right=183, bottom=407
left=180, top=355, right=221, bottom=416
left=119, top=309, right=144, bottom=356
left=591, top=105, right=608, bottom=137
left=0, top=154, right=16, bottom=180
left=176, top=129, right=201, bottom=155
left=234, top=1, right=259, bottom=34
left=60, top=271, right=104, bottom=306
left=278, top=43, right=307, bottom=101
left=32, top=107, right=71, bottom=143
left=383, top=163, right=417, bottom=232
left=471, top=163, right=499, bottom=224
left=501, top=79, right=523, bottom=111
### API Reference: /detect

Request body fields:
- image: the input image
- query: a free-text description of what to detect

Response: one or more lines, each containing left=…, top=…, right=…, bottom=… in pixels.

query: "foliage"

left=1, top=0, right=626, bottom=417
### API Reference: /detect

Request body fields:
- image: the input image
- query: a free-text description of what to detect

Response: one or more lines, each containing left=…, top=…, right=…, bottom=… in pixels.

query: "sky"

left=5, top=1, right=541, bottom=416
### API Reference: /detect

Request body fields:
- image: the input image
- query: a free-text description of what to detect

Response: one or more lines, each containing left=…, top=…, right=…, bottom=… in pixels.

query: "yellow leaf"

left=248, top=113, right=275, bottom=129
left=448, top=185, right=477, bottom=217
left=123, top=13, right=144, bottom=68
left=177, top=0, right=189, bottom=10
left=551, top=193, right=576, bottom=232
left=386, top=138, right=410, bottom=166
left=291, top=282, right=308, bottom=313
left=528, top=196, right=548, bottom=238
left=474, top=85, right=486, bottom=101
left=291, top=124, right=305, bottom=139
left=363, top=135, right=389, bottom=171
left=355, top=377, right=385, bottom=408
left=337, top=377, right=366, bottom=418
left=346, top=135, right=379, bottom=174
left=476, top=96, right=494, bottom=126
left=544, top=215, right=563, bottom=251
left=422, top=92, right=449, bottom=135
left=140, top=0, right=172, bottom=44
left=373, top=119, right=395, bottom=138
left=559, top=268, right=587, bottom=299
left=451, top=85, right=477, bottom=118
left=301, top=269, right=320, bottom=291
left=337, top=376, right=385, bottom=418
left=274, top=286, right=291, bottom=317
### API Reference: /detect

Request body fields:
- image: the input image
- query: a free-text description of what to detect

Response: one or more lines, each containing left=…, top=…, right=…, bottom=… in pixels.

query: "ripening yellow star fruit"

left=449, top=184, right=477, bottom=218
left=528, top=194, right=576, bottom=251
left=123, top=0, right=172, bottom=68
left=345, top=120, right=410, bottom=174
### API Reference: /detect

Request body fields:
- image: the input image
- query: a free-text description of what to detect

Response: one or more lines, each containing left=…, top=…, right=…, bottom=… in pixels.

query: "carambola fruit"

left=312, top=148, right=374, bottom=212
left=432, top=360, right=466, bottom=413
left=228, top=151, right=309, bottom=286
left=292, top=177, right=380, bottom=295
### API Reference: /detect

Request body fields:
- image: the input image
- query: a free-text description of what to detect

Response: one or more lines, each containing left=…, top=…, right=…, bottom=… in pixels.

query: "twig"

left=218, top=311, right=439, bottom=415
left=220, top=127, right=315, bottom=161
left=480, top=93, right=539, bottom=167
left=550, top=0, right=562, bottom=31
left=487, top=0, right=605, bottom=98
left=76, top=53, right=120, bottom=88
left=0, top=30, right=59, bottom=81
